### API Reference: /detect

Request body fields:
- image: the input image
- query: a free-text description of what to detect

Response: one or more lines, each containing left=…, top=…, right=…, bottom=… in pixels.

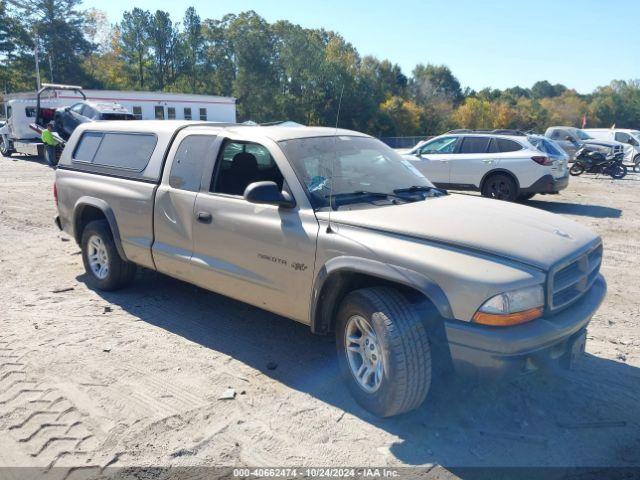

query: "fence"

left=378, top=136, right=434, bottom=149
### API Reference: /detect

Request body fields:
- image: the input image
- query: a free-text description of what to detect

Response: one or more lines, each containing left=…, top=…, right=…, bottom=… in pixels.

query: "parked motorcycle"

left=569, top=147, right=627, bottom=179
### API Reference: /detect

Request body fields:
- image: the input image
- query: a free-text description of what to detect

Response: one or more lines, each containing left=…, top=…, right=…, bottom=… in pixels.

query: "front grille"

left=548, top=243, right=602, bottom=311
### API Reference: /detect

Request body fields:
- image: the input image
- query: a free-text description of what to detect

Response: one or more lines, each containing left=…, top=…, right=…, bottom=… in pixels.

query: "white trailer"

left=50, top=89, right=236, bottom=123
left=1, top=86, right=236, bottom=158
left=0, top=84, right=86, bottom=157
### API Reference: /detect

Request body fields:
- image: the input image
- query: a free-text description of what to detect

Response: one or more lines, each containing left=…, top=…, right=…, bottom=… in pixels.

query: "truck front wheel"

left=81, top=220, right=136, bottom=291
left=336, top=287, right=432, bottom=417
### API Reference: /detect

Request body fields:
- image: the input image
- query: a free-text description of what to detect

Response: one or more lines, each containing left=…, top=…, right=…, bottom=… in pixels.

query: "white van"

left=584, top=128, right=640, bottom=169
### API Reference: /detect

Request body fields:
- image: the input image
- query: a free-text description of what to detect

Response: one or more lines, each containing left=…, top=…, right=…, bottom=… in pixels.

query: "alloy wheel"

left=87, top=235, right=110, bottom=280
left=344, top=315, right=384, bottom=393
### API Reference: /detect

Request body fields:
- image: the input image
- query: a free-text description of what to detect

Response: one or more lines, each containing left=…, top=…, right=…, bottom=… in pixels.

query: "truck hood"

left=395, top=148, right=414, bottom=155
left=316, top=194, right=599, bottom=270
left=583, top=139, right=621, bottom=148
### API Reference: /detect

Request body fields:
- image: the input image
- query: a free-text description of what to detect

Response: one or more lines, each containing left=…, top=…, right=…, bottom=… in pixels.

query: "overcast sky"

left=83, top=0, right=640, bottom=93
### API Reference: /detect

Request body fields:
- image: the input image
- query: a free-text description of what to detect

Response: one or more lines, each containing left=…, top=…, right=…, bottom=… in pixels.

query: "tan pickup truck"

left=54, top=120, right=606, bottom=417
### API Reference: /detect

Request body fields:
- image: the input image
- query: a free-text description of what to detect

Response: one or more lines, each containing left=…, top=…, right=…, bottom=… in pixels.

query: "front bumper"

left=521, top=174, right=569, bottom=194
left=444, top=275, right=606, bottom=378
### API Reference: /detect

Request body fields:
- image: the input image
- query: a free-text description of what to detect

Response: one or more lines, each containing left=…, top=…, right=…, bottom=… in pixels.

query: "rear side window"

left=169, top=135, right=217, bottom=192
left=73, top=132, right=157, bottom=172
left=459, top=137, right=490, bottom=154
left=496, top=138, right=523, bottom=153
left=73, top=132, right=103, bottom=161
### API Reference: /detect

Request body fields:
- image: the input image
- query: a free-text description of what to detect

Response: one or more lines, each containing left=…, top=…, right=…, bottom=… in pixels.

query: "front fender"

left=310, top=256, right=453, bottom=334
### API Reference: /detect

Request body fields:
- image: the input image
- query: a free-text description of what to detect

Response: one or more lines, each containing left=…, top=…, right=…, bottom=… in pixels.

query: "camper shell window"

left=72, top=131, right=157, bottom=174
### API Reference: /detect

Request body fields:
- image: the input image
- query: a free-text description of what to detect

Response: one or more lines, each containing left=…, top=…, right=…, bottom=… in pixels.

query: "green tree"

left=182, top=6, right=202, bottom=92
left=531, top=80, right=566, bottom=99
left=201, top=17, right=235, bottom=96
left=119, top=8, right=151, bottom=88
left=224, top=11, right=280, bottom=121
left=148, top=10, right=180, bottom=90
left=411, top=64, right=462, bottom=104
left=10, top=0, right=94, bottom=85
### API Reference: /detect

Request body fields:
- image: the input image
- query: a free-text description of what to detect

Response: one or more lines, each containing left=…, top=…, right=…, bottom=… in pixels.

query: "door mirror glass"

left=244, top=181, right=295, bottom=208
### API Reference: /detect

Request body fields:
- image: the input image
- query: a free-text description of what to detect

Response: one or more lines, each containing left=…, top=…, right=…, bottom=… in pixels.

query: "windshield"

left=575, top=129, right=593, bottom=140
left=279, top=136, right=437, bottom=210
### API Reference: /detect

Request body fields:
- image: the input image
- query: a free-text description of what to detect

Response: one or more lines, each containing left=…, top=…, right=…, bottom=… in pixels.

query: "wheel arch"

left=310, top=256, right=453, bottom=335
left=480, top=168, right=521, bottom=192
left=73, top=197, right=128, bottom=261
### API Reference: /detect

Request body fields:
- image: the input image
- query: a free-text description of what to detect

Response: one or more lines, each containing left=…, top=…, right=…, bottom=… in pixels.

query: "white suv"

left=398, top=131, right=569, bottom=201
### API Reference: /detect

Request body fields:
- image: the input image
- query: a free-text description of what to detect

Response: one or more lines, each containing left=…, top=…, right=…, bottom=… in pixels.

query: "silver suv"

left=54, top=121, right=606, bottom=417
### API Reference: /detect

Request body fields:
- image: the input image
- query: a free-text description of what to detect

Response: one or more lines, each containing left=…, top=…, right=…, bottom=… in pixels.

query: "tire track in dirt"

left=0, top=334, right=111, bottom=477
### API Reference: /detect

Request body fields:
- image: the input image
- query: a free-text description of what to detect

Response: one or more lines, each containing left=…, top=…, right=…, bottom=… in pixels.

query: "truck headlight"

left=473, top=285, right=544, bottom=326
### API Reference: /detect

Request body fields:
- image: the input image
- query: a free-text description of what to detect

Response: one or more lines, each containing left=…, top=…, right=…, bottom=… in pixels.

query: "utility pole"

left=34, top=36, right=41, bottom=90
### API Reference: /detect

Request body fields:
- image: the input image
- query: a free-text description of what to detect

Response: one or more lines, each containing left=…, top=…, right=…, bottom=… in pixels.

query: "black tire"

left=335, top=287, right=432, bottom=417
left=610, top=164, right=627, bottom=179
left=517, top=193, right=536, bottom=202
left=1, top=137, right=14, bottom=157
left=81, top=220, right=136, bottom=291
left=633, top=156, right=640, bottom=173
left=481, top=173, right=518, bottom=201
left=569, top=163, right=584, bottom=176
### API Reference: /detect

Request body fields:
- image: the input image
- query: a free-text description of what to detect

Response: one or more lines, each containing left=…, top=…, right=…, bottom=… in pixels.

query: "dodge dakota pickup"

left=54, top=120, right=606, bottom=416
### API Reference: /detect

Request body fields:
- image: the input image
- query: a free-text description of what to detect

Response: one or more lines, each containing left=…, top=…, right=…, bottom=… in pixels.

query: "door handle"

left=196, top=211, right=212, bottom=223
left=482, top=159, right=495, bottom=163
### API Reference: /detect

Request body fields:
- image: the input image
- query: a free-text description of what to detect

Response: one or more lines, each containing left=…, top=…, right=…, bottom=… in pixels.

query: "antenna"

left=327, top=83, right=344, bottom=234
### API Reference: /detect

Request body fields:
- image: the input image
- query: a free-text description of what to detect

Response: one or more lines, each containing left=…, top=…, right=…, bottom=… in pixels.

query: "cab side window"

left=169, top=135, right=218, bottom=192
left=211, top=140, right=284, bottom=196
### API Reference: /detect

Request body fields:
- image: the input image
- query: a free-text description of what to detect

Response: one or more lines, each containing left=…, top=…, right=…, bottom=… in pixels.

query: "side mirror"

left=244, top=181, right=296, bottom=208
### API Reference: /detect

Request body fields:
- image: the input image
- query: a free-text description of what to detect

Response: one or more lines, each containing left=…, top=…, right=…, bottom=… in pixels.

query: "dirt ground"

left=0, top=154, right=639, bottom=479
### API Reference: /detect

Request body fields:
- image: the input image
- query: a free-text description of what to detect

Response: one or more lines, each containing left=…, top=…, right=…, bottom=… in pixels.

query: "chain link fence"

left=378, top=136, right=434, bottom=149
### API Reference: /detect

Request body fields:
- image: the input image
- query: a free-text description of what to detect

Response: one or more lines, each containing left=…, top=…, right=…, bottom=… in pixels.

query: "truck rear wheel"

left=81, top=220, right=136, bottom=291
left=336, top=287, right=432, bottom=417
left=1, top=136, right=14, bottom=157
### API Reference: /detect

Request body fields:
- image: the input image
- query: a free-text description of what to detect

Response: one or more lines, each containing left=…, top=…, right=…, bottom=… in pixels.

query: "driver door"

left=406, top=136, right=458, bottom=186
left=189, top=138, right=319, bottom=322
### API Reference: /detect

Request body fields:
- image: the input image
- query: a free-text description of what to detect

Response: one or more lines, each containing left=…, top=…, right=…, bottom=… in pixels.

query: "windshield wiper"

left=324, top=191, right=406, bottom=209
left=393, top=185, right=447, bottom=195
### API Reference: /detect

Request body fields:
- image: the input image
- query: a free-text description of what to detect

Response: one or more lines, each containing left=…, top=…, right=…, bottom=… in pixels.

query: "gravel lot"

left=1, top=155, right=639, bottom=478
